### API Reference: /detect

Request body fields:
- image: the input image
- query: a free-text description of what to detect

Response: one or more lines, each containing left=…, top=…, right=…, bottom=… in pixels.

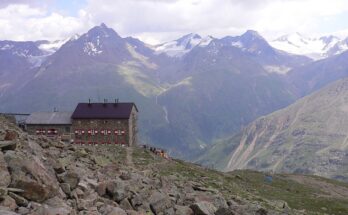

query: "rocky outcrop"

left=4, top=151, right=59, bottom=202
left=190, top=201, right=217, bottom=215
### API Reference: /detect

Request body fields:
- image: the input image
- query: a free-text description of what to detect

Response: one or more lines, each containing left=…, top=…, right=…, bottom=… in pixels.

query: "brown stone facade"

left=72, top=106, right=137, bottom=146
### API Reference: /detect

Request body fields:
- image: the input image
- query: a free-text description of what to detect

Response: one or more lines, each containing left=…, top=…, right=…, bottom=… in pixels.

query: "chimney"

left=103, top=99, right=107, bottom=107
left=114, top=98, right=119, bottom=106
left=88, top=98, right=92, bottom=106
left=53, top=107, right=58, bottom=112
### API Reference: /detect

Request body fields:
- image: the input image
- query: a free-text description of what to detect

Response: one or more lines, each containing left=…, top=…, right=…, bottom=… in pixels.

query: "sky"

left=0, top=0, right=348, bottom=44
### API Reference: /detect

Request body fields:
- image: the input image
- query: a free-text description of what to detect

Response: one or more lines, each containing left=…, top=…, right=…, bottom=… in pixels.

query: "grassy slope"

left=130, top=147, right=348, bottom=215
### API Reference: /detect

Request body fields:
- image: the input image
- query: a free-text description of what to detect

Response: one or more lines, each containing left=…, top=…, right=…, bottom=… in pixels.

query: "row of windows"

left=36, top=129, right=58, bottom=135
left=74, top=129, right=126, bottom=136
left=73, top=142, right=127, bottom=145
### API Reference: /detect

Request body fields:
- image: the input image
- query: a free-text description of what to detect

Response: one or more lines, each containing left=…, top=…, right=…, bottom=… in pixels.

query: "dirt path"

left=126, top=147, right=134, bottom=168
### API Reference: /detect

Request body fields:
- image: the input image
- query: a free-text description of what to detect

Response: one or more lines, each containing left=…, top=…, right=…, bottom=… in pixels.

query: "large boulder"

left=4, top=151, right=59, bottom=202
left=101, top=180, right=129, bottom=203
left=0, top=129, right=6, bottom=141
left=0, top=151, right=11, bottom=187
left=0, top=209, right=20, bottom=215
left=99, top=205, right=127, bottom=215
left=0, top=195, right=17, bottom=210
left=149, top=191, right=172, bottom=215
left=174, top=205, right=193, bottom=215
left=8, top=192, right=28, bottom=207
left=190, top=201, right=217, bottom=215
left=215, top=207, right=235, bottom=215
left=4, top=131, right=18, bottom=141
left=0, top=141, right=16, bottom=151
left=60, top=183, right=71, bottom=196
left=38, top=196, right=73, bottom=215
left=60, top=171, right=80, bottom=190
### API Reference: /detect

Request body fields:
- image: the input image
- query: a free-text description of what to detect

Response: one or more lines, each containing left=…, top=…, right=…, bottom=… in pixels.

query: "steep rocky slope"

left=199, top=78, right=348, bottom=182
left=1, top=116, right=348, bottom=214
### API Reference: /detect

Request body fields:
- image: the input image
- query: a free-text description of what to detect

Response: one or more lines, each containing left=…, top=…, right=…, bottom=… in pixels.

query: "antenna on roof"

left=103, top=99, right=107, bottom=106
left=88, top=98, right=92, bottom=106
left=114, top=98, right=119, bottom=106
left=53, top=107, right=58, bottom=112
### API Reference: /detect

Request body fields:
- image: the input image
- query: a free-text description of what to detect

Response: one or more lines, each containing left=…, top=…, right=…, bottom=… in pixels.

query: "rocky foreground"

left=0, top=116, right=348, bottom=215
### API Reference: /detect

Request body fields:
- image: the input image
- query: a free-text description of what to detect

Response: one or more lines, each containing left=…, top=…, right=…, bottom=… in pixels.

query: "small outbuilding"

left=25, top=112, right=73, bottom=139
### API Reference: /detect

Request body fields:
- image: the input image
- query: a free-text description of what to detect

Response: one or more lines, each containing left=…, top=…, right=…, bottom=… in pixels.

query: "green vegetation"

left=132, top=147, right=348, bottom=214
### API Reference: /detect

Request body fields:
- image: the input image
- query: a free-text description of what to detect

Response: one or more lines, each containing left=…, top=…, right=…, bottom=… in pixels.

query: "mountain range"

left=0, top=23, right=348, bottom=166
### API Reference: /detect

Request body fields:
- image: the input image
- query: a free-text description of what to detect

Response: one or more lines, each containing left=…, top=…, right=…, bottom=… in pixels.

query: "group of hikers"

left=141, top=145, right=170, bottom=159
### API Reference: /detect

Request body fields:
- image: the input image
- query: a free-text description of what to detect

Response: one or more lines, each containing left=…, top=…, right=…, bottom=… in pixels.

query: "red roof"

left=71, top=103, right=138, bottom=119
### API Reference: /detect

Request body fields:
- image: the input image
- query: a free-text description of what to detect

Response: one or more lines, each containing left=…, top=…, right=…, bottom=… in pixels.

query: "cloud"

left=0, top=0, right=54, bottom=8
left=0, top=0, right=347, bottom=43
left=0, top=4, right=89, bottom=41
left=81, top=0, right=348, bottom=43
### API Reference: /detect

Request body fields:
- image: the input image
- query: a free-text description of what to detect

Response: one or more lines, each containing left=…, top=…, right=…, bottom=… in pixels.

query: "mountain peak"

left=179, top=33, right=202, bottom=40
left=100, top=23, right=108, bottom=29
left=176, top=33, right=202, bottom=46
left=86, top=24, right=121, bottom=40
left=242, top=30, right=263, bottom=39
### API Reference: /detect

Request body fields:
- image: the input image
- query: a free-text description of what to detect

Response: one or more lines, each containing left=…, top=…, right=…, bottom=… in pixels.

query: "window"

left=36, top=129, right=46, bottom=135
left=88, top=129, right=98, bottom=136
left=47, top=129, right=58, bottom=135
left=65, top=127, right=70, bottom=133
left=74, top=129, right=85, bottom=136
left=101, top=129, right=111, bottom=136
left=103, top=120, right=108, bottom=124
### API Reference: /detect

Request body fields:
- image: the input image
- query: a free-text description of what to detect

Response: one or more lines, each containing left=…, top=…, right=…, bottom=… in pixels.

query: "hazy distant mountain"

left=288, top=50, right=348, bottom=96
left=154, top=38, right=296, bottom=156
left=220, top=30, right=312, bottom=74
left=270, top=33, right=348, bottom=60
left=199, top=78, right=348, bottom=182
left=0, top=40, right=50, bottom=97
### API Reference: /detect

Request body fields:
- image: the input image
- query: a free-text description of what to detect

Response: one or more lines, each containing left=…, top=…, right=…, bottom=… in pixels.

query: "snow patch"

left=264, top=65, right=291, bottom=74
left=0, top=44, right=14, bottom=50
left=39, top=35, right=79, bottom=54
left=83, top=41, right=103, bottom=56
left=27, top=55, right=50, bottom=68
left=231, top=41, right=243, bottom=48
left=154, top=34, right=213, bottom=57
left=162, top=106, right=170, bottom=123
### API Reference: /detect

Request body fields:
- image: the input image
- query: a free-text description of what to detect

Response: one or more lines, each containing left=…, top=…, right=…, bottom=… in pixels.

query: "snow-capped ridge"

left=154, top=33, right=213, bottom=57
left=270, top=32, right=346, bottom=60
